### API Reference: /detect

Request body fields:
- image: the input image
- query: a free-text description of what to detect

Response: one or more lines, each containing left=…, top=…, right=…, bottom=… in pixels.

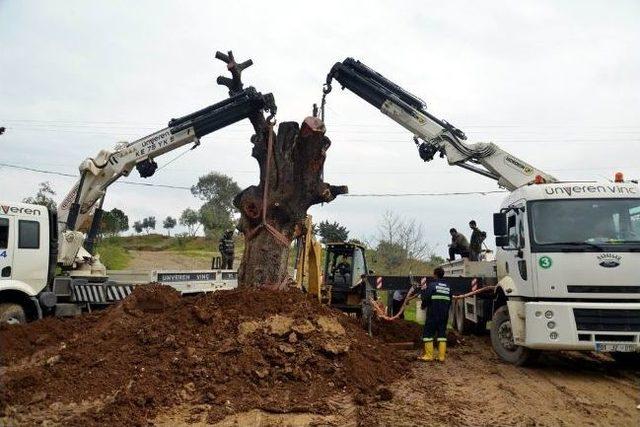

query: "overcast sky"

left=1, top=0, right=639, bottom=256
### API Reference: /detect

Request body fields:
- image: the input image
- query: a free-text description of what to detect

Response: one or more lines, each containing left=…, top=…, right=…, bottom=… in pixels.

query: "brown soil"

left=1, top=287, right=638, bottom=426
left=359, top=336, right=640, bottom=427
left=0, top=285, right=402, bottom=426
left=371, top=318, right=423, bottom=344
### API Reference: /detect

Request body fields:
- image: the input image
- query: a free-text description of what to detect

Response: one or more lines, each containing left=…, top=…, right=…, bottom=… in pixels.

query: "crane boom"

left=56, top=51, right=276, bottom=269
left=323, top=58, right=556, bottom=191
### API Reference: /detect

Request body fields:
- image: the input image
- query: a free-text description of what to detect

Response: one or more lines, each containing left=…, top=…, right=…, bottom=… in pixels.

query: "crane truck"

left=0, top=51, right=276, bottom=324
left=321, top=58, right=640, bottom=364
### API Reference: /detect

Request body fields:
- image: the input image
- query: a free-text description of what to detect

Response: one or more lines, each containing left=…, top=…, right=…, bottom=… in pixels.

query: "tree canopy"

left=23, top=181, right=57, bottom=210
left=163, top=216, right=177, bottom=236
left=191, top=172, right=240, bottom=236
left=316, top=220, right=349, bottom=243
left=101, top=208, right=129, bottom=236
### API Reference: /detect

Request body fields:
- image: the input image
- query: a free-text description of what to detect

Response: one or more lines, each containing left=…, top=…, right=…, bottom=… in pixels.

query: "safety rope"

left=244, top=121, right=291, bottom=247
left=371, top=286, right=419, bottom=322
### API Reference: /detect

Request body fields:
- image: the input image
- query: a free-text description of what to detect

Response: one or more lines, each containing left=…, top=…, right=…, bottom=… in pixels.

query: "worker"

left=468, top=220, right=487, bottom=261
left=391, top=289, right=406, bottom=316
left=448, top=228, right=470, bottom=261
left=218, top=230, right=235, bottom=269
left=419, top=267, right=452, bottom=362
left=335, top=256, right=351, bottom=276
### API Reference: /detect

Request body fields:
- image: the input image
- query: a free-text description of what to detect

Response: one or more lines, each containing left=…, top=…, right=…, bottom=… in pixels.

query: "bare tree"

left=377, top=211, right=434, bottom=261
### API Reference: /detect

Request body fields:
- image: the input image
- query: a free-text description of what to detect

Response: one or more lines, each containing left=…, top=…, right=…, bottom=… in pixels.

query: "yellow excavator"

left=293, top=216, right=371, bottom=315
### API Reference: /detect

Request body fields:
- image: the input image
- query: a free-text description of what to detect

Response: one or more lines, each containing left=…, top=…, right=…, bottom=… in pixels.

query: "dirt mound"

left=371, top=318, right=423, bottom=343
left=0, top=285, right=402, bottom=425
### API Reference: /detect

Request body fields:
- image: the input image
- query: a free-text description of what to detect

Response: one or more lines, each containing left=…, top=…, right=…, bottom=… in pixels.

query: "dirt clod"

left=0, top=285, right=401, bottom=425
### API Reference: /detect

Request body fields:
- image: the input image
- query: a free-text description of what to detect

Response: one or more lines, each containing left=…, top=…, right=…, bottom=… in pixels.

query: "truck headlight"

left=545, top=310, right=554, bottom=319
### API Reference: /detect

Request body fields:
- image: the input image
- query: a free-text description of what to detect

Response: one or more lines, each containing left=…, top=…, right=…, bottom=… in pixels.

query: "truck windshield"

left=529, top=198, right=640, bottom=250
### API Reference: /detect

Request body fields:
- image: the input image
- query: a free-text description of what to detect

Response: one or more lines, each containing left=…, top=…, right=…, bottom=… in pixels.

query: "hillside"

left=95, top=234, right=442, bottom=275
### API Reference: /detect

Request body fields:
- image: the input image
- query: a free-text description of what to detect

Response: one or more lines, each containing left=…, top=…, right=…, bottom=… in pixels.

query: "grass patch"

left=95, top=240, right=131, bottom=270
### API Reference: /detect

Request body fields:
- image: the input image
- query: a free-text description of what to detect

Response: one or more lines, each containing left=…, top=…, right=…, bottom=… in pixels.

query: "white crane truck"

left=323, top=58, right=640, bottom=364
left=0, top=51, right=276, bottom=324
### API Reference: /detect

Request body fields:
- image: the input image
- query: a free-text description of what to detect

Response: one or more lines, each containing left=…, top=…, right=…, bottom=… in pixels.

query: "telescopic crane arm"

left=57, top=51, right=276, bottom=268
left=323, top=58, right=556, bottom=191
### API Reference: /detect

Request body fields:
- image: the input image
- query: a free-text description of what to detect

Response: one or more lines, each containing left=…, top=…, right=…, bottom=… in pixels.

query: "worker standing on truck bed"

left=468, top=220, right=487, bottom=261
left=419, top=267, right=452, bottom=362
left=448, top=228, right=470, bottom=261
left=219, top=230, right=235, bottom=269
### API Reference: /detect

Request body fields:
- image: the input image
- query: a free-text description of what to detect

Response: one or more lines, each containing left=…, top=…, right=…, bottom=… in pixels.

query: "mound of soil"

left=371, top=318, right=423, bottom=344
left=0, top=285, right=402, bottom=425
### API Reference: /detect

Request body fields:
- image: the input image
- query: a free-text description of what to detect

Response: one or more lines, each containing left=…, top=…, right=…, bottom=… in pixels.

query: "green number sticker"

left=539, top=256, right=553, bottom=269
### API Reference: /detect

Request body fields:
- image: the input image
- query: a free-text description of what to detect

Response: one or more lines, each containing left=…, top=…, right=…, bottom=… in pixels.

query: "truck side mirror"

left=493, top=212, right=507, bottom=236
left=495, top=235, right=509, bottom=247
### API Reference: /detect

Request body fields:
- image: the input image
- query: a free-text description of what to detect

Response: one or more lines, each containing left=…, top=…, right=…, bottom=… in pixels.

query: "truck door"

left=351, top=247, right=367, bottom=286
left=0, top=217, right=14, bottom=279
left=504, top=206, right=534, bottom=297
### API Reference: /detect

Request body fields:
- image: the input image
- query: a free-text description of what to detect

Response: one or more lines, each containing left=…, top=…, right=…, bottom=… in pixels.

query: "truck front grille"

left=573, top=309, right=640, bottom=332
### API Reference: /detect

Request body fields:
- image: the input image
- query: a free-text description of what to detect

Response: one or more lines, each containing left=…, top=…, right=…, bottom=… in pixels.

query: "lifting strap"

left=244, top=122, right=291, bottom=247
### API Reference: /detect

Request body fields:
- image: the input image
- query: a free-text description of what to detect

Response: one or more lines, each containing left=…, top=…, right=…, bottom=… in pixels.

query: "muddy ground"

left=154, top=338, right=640, bottom=426
left=1, top=287, right=638, bottom=426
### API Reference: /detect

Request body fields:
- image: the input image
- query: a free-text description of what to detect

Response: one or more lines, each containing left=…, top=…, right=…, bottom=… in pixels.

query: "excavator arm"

left=57, top=51, right=276, bottom=269
left=323, top=58, right=556, bottom=191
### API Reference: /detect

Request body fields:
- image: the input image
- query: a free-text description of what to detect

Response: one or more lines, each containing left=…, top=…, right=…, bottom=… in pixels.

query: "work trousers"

left=392, top=298, right=404, bottom=316
left=448, top=246, right=469, bottom=261
left=422, top=302, right=450, bottom=342
left=221, top=256, right=233, bottom=269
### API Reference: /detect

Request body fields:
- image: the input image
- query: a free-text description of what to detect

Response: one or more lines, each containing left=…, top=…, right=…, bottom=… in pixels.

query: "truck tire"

left=473, top=318, right=488, bottom=336
left=0, top=303, right=27, bottom=325
left=454, top=299, right=474, bottom=335
left=490, top=305, right=539, bottom=366
left=611, top=352, right=640, bottom=365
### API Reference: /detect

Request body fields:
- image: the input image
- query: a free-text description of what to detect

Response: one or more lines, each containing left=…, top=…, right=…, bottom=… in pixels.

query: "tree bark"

left=234, top=117, right=347, bottom=288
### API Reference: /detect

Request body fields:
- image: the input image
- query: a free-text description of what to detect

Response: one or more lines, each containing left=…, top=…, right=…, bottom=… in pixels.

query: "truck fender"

left=506, top=299, right=526, bottom=345
left=494, top=276, right=526, bottom=344
left=0, top=284, right=42, bottom=321
left=0, top=280, right=39, bottom=297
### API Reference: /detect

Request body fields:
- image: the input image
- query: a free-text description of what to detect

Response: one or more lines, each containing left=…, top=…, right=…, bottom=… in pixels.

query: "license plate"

left=595, top=343, right=637, bottom=353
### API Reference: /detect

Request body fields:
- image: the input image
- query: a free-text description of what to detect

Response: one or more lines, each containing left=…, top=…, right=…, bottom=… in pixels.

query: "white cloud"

left=1, top=0, right=639, bottom=254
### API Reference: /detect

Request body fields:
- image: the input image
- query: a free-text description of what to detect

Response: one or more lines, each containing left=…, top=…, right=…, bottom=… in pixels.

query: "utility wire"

left=0, top=161, right=508, bottom=197
left=0, top=162, right=191, bottom=190
left=343, top=190, right=506, bottom=197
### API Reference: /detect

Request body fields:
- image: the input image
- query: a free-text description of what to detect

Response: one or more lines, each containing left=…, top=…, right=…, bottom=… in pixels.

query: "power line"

left=0, top=162, right=191, bottom=190
left=343, top=190, right=506, bottom=197
left=0, top=161, right=509, bottom=197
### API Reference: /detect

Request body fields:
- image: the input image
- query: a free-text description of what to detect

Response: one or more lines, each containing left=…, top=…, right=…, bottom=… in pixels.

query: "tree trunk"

left=234, top=117, right=347, bottom=288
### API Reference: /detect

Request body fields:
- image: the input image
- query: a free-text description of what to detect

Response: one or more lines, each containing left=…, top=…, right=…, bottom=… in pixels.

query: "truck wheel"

left=611, top=352, right=640, bottom=365
left=473, top=319, right=488, bottom=336
left=490, top=305, right=539, bottom=366
left=0, top=303, right=27, bottom=325
left=453, top=298, right=474, bottom=335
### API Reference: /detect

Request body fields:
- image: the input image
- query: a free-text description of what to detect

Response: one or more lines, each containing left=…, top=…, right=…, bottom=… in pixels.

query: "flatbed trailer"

left=29, top=268, right=238, bottom=320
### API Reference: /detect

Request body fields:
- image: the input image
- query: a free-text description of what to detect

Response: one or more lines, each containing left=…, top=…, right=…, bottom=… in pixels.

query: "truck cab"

left=491, top=180, right=640, bottom=363
left=0, top=201, right=57, bottom=323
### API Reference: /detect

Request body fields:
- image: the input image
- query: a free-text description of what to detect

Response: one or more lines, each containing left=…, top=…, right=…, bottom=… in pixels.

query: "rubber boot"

left=438, top=341, right=447, bottom=362
left=419, top=341, right=434, bottom=361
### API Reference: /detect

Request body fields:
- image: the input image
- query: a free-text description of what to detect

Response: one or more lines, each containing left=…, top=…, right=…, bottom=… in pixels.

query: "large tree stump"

left=234, top=117, right=347, bottom=287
